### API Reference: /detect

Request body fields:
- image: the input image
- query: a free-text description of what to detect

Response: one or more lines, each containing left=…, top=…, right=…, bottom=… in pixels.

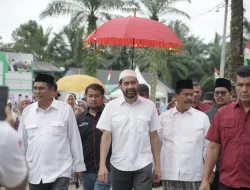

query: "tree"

left=227, top=0, right=244, bottom=94
left=135, top=1, right=190, bottom=101
left=11, top=20, right=51, bottom=60
left=40, top=0, right=134, bottom=35
left=40, top=0, right=135, bottom=76
left=136, top=0, right=190, bottom=21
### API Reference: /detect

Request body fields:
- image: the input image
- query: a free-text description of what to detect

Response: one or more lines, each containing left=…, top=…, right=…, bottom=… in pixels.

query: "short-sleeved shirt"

left=96, top=95, right=160, bottom=171
left=206, top=100, right=250, bottom=188
left=0, top=121, right=27, bottom=188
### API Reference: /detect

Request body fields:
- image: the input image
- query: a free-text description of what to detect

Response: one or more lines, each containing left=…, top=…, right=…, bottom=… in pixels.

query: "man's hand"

left=5, top=106, right=14, bottom=127
left=209, top=172, right=215, bottom=184
left=200, top=180, right=210, bottom=190
left=98, top=165, right=108, bottom=184
left=153, top=166, right=161, bottom=183
left=75, top=172, right=82, bottom=180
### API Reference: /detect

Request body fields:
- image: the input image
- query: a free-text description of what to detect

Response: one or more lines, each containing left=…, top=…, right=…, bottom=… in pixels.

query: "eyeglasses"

left=214, top=91, right=228, bottom=97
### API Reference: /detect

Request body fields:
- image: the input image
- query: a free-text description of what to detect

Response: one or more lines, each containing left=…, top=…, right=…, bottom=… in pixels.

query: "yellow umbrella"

left=57, top=74, right=105, bottom=92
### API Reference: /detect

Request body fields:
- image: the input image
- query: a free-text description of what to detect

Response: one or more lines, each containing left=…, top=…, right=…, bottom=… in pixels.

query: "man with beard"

left=159, top=79, right=211, bottom=190
left=76, top=84, right=111, bottom=190
left=200, top=66, right=250, bottom=190
left=205, top=78, right=232, bottom=190
left=19, top=74, right=86, bottom=190
left=97, top=70, right=161, bottom=190
left=192, top=81, right=211, bottom=112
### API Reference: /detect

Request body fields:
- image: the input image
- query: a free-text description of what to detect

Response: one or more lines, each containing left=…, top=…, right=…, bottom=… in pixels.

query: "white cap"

left=7, top=100, right=11, bottom=104
left=119, top=70, right=137, bottom=81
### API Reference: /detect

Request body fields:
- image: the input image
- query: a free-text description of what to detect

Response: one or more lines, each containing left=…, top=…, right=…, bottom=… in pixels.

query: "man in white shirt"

left=0, top=107, right=28, bottom=190
left=97, top=70, right=161, bottom=190
left=19, top=74, right=86, bottom=190
left=159, top=79, right=210, bottom=190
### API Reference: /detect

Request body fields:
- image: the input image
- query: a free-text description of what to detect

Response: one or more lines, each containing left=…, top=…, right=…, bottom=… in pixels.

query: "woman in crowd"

left=65, top=93, right=83, bottom=116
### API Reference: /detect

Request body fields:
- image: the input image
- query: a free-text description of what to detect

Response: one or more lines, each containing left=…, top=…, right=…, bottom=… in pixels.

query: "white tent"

left=109, top=66, right=167, bottom=98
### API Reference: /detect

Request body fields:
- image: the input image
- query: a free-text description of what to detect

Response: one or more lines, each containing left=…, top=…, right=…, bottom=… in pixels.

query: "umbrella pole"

left=132, top=38, right=135, bottom=69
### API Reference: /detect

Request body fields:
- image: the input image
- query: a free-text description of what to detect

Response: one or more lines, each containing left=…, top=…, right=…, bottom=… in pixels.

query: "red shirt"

left=194, top=102, right=211, bottom=112
left=206, top=100, right=250, bottom=188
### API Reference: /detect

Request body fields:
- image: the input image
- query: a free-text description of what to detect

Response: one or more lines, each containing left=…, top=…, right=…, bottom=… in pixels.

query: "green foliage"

left=40, top=0, right=135, bottom=34
left=11, top=20, right=51, bottom=60
left=135, top=0, right=191, bottom=22
left=84, top=51, right=98, bottom=77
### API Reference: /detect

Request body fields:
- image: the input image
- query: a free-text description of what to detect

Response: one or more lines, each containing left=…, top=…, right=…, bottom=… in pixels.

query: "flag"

left=106, top=69, right=112, bottom=85
left=244, top=58, right=248, bottom=66
left=244, top=40, right=250, bottom=59
left=214, top=68, right=219, bottom=79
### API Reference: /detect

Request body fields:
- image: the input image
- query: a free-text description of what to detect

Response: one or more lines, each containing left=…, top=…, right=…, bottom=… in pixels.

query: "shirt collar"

left=84, top=105, right=104, bottom=116
left=233, top=100, right=241, bottom=108
left=172, top=106, right=193, bottom=115
left=119, top=95, right=143, bottom=106
left=35, top=98, right=59, bottom=112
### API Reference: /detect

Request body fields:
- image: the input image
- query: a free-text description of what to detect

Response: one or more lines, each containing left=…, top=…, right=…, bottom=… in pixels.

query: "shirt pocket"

left=137, top=115, right=150, bottom=132
left=26, top=124, right=38, bottom=138
left=49, top=121, right=66, bottom=135
left=221, top=119, right=236, bottom=141
left=112, top=116, right=127, bottom=132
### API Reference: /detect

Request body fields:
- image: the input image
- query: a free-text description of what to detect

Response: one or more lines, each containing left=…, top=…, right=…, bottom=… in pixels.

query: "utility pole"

left=220, top=0, right=229, bottom=78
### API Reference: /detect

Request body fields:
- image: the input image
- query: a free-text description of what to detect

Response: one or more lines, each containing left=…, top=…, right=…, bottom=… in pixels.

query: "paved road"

left=1, top=184, right=163, bottom=190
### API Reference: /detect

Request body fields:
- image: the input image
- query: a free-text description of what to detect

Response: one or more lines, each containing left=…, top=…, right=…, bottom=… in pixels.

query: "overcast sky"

left=1, top=0, right=250, bottom=44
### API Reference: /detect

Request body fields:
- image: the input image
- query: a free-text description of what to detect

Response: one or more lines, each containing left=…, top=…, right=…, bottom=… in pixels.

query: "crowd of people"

left=0, top=65, right=250, bottom=190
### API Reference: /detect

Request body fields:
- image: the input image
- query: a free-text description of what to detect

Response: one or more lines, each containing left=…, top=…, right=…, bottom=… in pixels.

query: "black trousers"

left=111, top=163, right=152, bottom=190
left=219, top=183, right=250, bottom=190
left=210, top=171, right=220, bottom=190
left=29, top=177, right=70, bottom=190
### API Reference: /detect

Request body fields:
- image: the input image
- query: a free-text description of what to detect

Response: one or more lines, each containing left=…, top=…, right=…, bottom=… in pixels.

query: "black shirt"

left=76, top=107, right=111, bottom=173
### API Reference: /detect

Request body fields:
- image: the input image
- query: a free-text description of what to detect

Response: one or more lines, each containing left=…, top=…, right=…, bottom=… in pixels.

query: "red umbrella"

left=85, top=15, right=184, bottom=68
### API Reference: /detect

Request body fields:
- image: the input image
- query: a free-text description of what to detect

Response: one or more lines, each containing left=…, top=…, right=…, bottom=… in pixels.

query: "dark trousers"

left=82, top=172, right=111, bottom=190
left=29, top=177, right=70, bottom=190
left=219, top=183, right=250, bottom=190
left=210, top=171, right=220, bottom=190
left=111, top=163, right=152, bottom=190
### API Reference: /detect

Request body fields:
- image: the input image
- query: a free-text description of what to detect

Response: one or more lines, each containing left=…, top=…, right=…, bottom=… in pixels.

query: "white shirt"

left=159, top=107, right=210, bottom=182
left=97, top=95, right=160, bottom=171
left=19, top=99, right=86, bottom=184
left=0, top=121, right=27, bottom=188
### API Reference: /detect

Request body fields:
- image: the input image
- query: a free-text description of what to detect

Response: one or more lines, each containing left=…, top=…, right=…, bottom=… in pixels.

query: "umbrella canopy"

left=85, top=16, right=183, bottom=50
left=57, top=74, right=105, bottom=92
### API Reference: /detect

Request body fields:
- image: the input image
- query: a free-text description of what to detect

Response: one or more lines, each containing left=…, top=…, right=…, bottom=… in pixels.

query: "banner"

left=0, top=52, right=33, bottom=105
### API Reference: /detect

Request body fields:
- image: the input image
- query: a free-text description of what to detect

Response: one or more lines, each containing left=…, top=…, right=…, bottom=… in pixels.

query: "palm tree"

left=227, top=0, right=244, bottom=94
left=136, top=0, right=191, bottom=21
left=40, top=0, right=135, bottom=35
left=134, top=0, right=191, bottom=101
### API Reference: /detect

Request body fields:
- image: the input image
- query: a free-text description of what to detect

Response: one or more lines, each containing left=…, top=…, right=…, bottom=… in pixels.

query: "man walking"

left=19, top=74, right=86, bottom=190
left=192, top=81, right=211, bottom=112
left=205, top=78, right=232, bottom=190
left=200, top=66, right=250, bottom=190
left=97, top=70, right=161, bottom=190
left=159, top=79, right=210, bottom=190
left=77, top=84, right=111, bottom=190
